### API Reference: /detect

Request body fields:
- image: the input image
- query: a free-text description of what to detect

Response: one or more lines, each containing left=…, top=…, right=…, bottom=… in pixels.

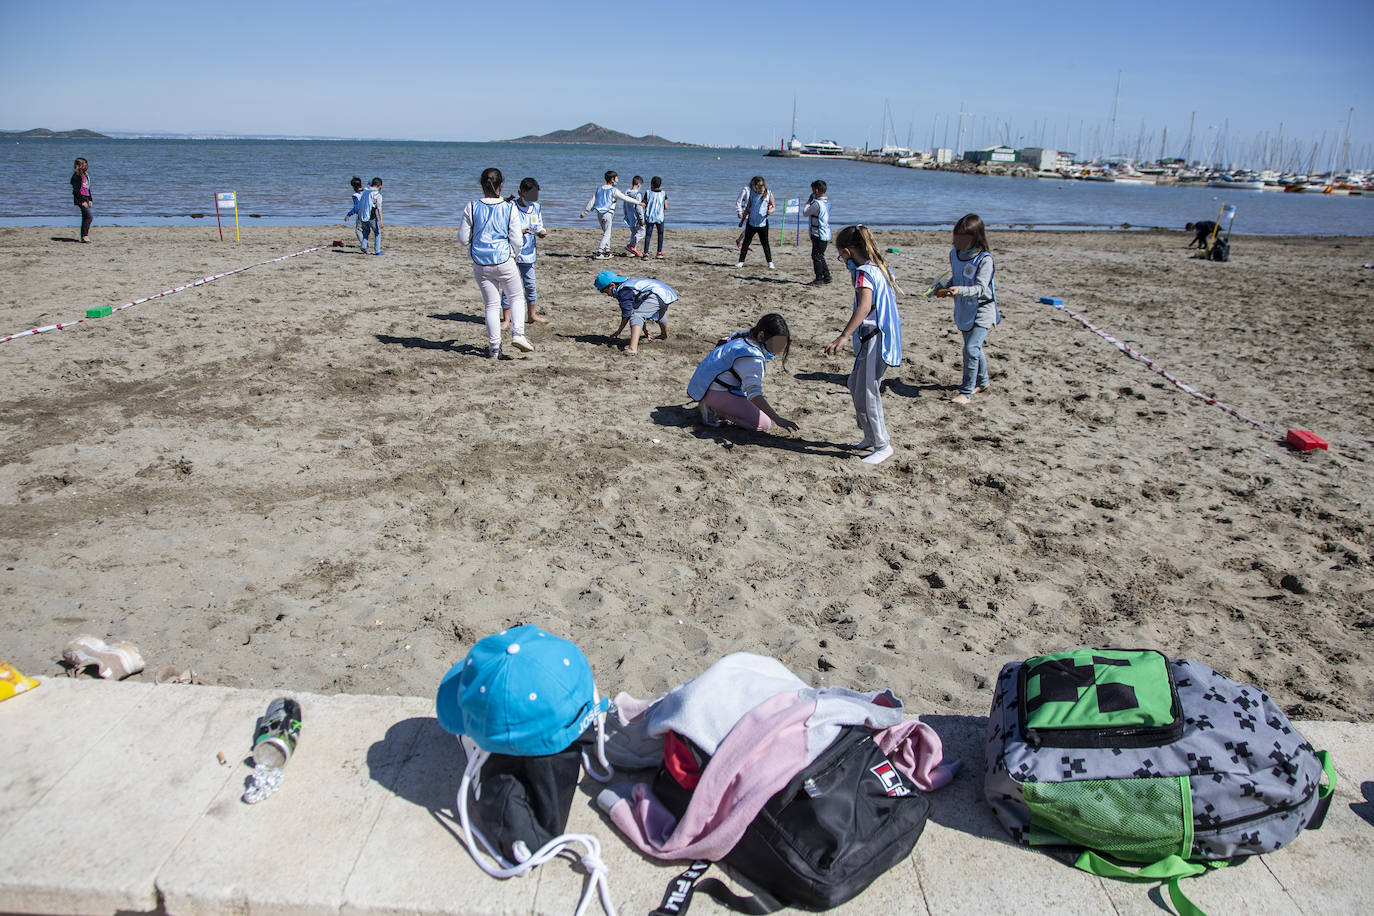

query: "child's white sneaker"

left=768, top=262, right=776, bottom=269
left=510, top=335, right=535, bottom=353
left=734, top=261, right=744, bottom=268
left=861, top=444, right=894, bottom=465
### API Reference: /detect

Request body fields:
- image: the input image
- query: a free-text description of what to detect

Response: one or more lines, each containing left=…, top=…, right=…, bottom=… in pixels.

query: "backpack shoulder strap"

left=651, top=860, right=780, bottom=916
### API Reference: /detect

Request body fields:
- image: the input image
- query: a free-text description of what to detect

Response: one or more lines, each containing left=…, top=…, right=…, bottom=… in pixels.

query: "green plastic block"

left=85, top=306, right=113, bottom=318
left=886, top=247, right=901, bottom=254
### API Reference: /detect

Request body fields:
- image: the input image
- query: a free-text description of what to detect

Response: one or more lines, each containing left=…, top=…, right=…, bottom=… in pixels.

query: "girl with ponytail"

left=823, top=225, right=904, bottom=465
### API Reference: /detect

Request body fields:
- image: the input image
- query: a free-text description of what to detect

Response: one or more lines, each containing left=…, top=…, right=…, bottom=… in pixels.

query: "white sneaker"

left=510, top=335, right=535, bottom=353
left=861, top=444, right=894, bottom=465
left=486, top=344, right=502, bottom=359
left=734, top=261, right=744, bottom=268
left=768, top=262, right=776, bottom=269
left=699, top=403, right=721, bottom=427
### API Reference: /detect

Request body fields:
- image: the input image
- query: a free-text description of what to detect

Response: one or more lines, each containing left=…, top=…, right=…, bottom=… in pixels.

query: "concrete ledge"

left=0, top=679, right=1368, bottom=915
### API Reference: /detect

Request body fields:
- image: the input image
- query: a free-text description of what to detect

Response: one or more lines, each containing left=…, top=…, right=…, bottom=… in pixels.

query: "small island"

left=0, top=127, right=110, bottom=139
left=507, top=122, right=692, bottom=147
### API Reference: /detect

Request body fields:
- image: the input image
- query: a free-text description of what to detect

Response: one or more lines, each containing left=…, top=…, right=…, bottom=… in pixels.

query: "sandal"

left=154, top=665, right=206, bottom=686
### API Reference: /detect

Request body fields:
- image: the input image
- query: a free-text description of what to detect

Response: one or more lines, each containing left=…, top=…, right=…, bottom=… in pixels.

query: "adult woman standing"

left=70, top=158, right=92, bottom=242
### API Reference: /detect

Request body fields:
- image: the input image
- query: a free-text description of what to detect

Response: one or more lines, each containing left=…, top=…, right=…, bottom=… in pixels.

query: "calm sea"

left=3, top=138, right=1372, bottom=235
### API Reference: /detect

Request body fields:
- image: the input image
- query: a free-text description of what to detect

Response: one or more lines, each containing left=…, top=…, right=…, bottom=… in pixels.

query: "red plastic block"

left=1286, top=430, right=1328, bottom=451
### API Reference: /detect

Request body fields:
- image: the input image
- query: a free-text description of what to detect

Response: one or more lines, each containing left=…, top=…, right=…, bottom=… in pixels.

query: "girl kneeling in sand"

left=687, top=314, right=799, bottom=432
left=933, top=213, right=1000, bottom=403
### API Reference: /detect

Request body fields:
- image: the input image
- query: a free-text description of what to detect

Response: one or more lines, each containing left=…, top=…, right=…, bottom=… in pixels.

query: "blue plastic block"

left=1039, top=296, right=1063, bottom=305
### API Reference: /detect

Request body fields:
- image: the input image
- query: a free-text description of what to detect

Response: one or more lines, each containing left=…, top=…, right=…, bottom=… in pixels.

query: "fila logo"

left=870, top=761, right=911, bottom=797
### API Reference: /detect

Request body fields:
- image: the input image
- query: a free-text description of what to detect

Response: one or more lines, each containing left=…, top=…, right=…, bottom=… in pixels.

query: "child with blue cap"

left=594, top=270, right=678, bottom=355
left=436, top=625, right=616, bottom=916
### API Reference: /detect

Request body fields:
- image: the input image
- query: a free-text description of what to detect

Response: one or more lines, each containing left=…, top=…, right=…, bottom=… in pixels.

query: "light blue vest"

left=645, top=190, right=666, bottom=223
left=747, top=189, right=770, bottom=227
left=853, top=263, right=903, bottom=367
left=687, top=335, right=771, bottom=401
left=809, top=198, right=830, bottom=240
left=356, top=188, right=376, bottom=221
left=622, top=189, right=644, bottom=227
left=515, top=200, right=541, bottom=263
left=948, top=249, right=1000, bottom=331
left=617, top=278, right=679, bottom=313
left=470, top=199, right=514, bottom=266
left=593, top=186, right=616, bottom=213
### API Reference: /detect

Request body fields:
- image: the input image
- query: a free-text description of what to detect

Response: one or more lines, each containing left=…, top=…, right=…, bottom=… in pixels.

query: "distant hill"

left=507, top=123, right=693, bottom=147
left=0, top=128, right=110, bottom=139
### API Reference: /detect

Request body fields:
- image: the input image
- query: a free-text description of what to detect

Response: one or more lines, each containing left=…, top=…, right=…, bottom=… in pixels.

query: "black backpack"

left=1209, top=237, right=1230, bottom=261
left=649, top=725, right=931, bottom=914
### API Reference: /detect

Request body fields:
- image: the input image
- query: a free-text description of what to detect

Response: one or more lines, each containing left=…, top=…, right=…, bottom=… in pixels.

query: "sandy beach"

left=1, top=224, right=1370, bottom=721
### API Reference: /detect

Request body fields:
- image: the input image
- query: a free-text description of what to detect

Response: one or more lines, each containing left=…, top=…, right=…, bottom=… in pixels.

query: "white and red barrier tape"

left=1, top=245, right=325, bottom=344
left=1012, top=288, right=1282, bottom=436
left=893, top=251, right=1282, bottom=436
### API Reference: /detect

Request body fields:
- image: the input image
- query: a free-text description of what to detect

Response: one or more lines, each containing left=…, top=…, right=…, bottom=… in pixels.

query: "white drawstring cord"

left=582, top=688, right=615, bottom=784
left=456, top=740, right=618, bottom=916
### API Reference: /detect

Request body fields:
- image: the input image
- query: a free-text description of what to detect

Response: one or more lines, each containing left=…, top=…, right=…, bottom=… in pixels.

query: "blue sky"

left=3, top=0, right=1370, bottom=165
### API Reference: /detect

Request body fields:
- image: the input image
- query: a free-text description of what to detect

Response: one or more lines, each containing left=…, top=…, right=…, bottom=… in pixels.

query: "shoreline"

left=2, top=226, right=1371, bottom=723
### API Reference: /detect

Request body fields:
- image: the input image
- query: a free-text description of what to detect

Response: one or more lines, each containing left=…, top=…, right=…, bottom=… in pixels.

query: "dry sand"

left=1, top=225, right=1371, bottom=721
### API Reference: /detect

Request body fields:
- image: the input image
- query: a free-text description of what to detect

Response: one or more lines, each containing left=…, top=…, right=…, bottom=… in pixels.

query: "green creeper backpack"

left=984, top=649, right=1335, bottom=916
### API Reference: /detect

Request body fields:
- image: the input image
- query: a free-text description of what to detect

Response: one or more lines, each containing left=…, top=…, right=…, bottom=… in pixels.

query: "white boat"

left=803, top=139, right=845, bottom=157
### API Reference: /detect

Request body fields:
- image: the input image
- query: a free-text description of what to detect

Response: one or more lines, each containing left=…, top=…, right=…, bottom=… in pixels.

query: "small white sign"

left=216, top=192, right=236, bottom=207
left=784, top=197, right=800, bottom=214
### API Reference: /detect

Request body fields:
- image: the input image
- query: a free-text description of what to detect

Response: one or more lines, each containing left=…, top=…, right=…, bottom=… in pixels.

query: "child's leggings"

left=739, top=222, right=772, bottom=262
left=627, top=222, right=644, bottom=251
left=645, top=222, right=664, bottom=253
left=702, top=389, right=772, bottom=431
left=848, top=333, right=889, bottom=449
left=596, top=211, right=614, bottom=253
left=473, top=259, right=525, bottom=350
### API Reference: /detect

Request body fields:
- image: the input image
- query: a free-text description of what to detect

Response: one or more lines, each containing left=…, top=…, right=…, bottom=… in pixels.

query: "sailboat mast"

left=1339, top=107, right=1353, bottom=174
left=1183, top=112, right=1195, bottom=165
left=1108, top=70, right=1121, bottom=160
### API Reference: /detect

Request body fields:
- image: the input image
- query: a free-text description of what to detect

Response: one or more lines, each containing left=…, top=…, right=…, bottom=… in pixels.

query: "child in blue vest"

left=594, top=270, right=678, bottom=355
left=933, top=213, right=1000, bottom=404
left=801, top=180, right=831, bottom=284
left=500, top=177, right=549, bottom=328
left=623, top=176, right=646, bottom=257
left=824, top=225, right=903, bottom=465
left=580, top=171, right=644, bottom=260
left=357, top=177, right=384, bottom=255
left=642, top=176, right=667, bottom=258
left=688, top=314, right=798, bottom=432
left=734, top=176, right=775, bottom=269
left=460, top=167, right=536, bottom=358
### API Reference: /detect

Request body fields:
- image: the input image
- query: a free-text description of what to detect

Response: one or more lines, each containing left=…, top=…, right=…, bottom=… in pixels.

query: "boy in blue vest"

left=501, top=177, right=549, bottom=328
left=356, top=177, right=384, bottom=255
left=594, top=270, right=677, bottom=354
left=580, top=171, right=643, bottom=259
left=622, top=175, right=646, bottom=257
left=343, top=176, right=369, bottom=251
